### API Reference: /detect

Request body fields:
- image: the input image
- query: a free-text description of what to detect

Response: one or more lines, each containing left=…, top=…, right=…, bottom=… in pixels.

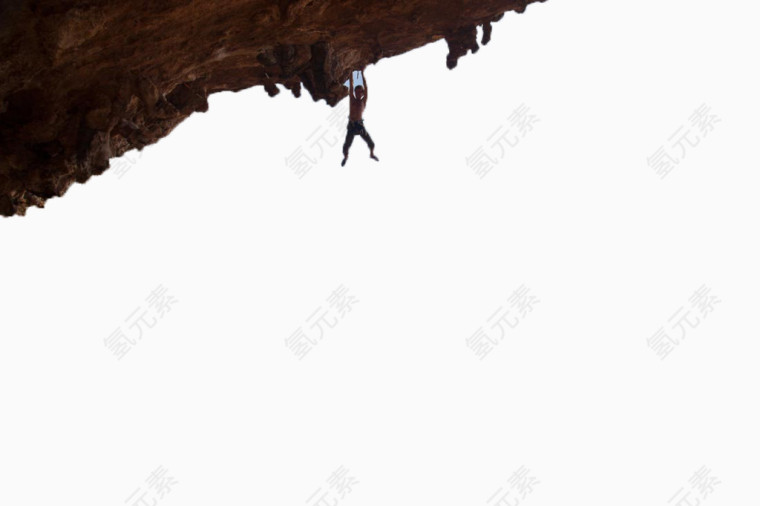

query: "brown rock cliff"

left=0, top=0, right=546, bottom=216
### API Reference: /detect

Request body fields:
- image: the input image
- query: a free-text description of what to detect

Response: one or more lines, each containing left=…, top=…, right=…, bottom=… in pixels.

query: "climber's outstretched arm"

left=361, top=70, right=368, bottom=102
left=349, top=71, right=355, bottom=99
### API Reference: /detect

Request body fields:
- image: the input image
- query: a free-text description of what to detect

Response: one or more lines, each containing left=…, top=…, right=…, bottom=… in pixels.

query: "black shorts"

left=343, top=118, right=375, bottom=153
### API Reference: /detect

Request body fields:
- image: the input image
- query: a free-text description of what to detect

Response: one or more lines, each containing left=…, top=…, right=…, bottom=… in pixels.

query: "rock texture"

left=0, top=0, right=546, bottom=216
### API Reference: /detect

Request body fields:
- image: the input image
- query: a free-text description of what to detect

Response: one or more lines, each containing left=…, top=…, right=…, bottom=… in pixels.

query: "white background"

left=2, top=0, right=759, bottom=504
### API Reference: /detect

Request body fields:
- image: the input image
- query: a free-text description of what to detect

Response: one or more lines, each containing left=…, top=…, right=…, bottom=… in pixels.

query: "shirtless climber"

left=341, top=69, right=379, bottom=166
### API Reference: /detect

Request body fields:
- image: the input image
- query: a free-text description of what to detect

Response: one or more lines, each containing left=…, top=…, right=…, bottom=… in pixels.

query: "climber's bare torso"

left=349, top=78, right=367, bottom=121
left=349, top=95, right=366, bottom=121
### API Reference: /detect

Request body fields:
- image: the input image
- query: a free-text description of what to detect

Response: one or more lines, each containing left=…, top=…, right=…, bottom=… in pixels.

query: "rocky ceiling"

left=0, top=0, right=546, bottom=217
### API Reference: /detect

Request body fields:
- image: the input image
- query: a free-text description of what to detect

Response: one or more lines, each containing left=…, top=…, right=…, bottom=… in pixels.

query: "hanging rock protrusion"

left=444, top=25, right=480, bottom=69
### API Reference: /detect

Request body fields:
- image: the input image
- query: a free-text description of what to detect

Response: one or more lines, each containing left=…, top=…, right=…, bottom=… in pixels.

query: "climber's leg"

left=358, top=121, right=379, bottom=161
left=342, top=121, right=357, bottom=166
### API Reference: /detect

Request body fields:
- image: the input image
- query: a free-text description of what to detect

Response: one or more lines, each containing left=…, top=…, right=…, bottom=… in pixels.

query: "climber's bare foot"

left=341, top=155, right=348, bottom=166
left=370, top=153, right=379, bottom=162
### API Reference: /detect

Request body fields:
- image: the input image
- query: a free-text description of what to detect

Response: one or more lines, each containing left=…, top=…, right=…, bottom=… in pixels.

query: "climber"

left=341, top=68, right=379, bottom=166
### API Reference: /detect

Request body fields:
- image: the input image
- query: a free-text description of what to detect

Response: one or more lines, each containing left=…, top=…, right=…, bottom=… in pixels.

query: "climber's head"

left=354, top=85, right=365, bottom=99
